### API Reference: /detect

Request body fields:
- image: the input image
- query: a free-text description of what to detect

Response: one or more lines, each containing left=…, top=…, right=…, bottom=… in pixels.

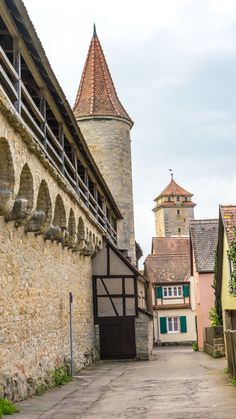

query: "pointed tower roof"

left=155, top=178, right=193, bottom=200
left=73, top=26, right=133, bottom=125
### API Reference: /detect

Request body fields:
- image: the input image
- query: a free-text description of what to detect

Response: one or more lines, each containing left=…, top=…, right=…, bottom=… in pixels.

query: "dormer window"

left=163, top=286, right=183, bottom=298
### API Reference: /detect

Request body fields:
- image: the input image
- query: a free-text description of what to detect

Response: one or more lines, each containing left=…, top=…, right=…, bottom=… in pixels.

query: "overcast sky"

left=24, top=0, right=236, bottom=262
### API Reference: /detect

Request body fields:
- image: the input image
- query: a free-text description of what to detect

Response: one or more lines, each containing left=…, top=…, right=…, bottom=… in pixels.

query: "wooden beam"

left=13, top=37, right=21, bottom=114
left=39, top=88, right=47, bottom=148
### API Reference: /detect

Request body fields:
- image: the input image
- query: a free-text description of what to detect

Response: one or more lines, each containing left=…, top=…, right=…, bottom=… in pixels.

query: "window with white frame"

left=163, top=285, right=182, bottom=298
left=167, top=317, right=179, bottom=332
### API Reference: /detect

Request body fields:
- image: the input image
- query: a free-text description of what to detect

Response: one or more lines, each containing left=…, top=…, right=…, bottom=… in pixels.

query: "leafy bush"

left=192, top=342, right=199, bottom=351
left=227, top=231, right=236, bottom=296
left=52, top=366, right=71, bottom=387
left=209, top=307, right=221, bottom=326
left=229, top=378, right=236, bottom=386
left=0, top=398, right=19, bottom=416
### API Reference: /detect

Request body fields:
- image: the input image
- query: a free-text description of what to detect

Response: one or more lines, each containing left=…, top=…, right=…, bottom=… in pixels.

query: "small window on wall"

left=177, top=197, right=180, bottom=201
left=167, top=317, right=179, bottom=332
left=160, top=316, right=187, bottom=334
left=177, top=210, right=181, bottom=215
left=178, top=228, right=181, bottom=234
left=168, top=196, right=171, bottom=202
left=163, top=286, right=182, bottom=298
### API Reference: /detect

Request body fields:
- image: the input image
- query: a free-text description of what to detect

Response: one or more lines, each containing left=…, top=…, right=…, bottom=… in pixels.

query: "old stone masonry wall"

left=0, top=222, right=95, bottom=401
left=0, top=90, right=103, bottom=401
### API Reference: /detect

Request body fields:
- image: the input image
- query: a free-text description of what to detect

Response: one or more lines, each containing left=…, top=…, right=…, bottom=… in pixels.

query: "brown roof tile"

left=155, top=179, right=193, bottom=200
left=73, top=27, right=133, bottom=124
left=152, top=237, right=190, bottom=255
left=190, top=219, right=218, bottom=273
left=220, top=205, right=236, bottom=245
left=145, top=238, right=190, bottom=283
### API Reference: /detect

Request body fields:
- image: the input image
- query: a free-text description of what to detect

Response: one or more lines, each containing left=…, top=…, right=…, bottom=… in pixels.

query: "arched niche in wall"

left=0, top=138, right=15, bottom=215
left=36, top=180, right=52, bottom=227
left=17, top=163, right=34, bottom=211
left=26, top=180, right=52, bottom=233
left=43, top=193, right=67, bottom=241
left=5, top=163, right=34, bottom=225
left=73, top=216, right=86, bottom=253
left=78, top=217, right=85, bottom=241
left=68, top=209, right=76, bottom=246
left=53, top=195, right=66, bottom=228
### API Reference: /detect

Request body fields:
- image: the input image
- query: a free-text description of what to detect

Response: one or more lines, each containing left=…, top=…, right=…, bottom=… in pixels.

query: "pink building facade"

left=190, top=220, right=218, bottom=350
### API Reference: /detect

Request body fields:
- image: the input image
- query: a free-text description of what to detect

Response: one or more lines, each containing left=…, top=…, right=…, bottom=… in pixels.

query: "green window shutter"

left=183, top=284, right=189, bottom=297
left=160, top=317, right=167, bottom=334
left=156, top=286, right=163, bottom=299
left=180, top=316, right=187, bottom=333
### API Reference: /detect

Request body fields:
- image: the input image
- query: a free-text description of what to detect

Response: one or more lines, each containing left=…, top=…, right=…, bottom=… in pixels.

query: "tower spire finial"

left=169, top=169, right=173, bottom=180
left=93, top=23, right=97, bottom=38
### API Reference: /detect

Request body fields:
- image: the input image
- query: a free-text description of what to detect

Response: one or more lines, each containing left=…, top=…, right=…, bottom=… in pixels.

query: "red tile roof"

left=155, top=179, right=193, bottom=200
left=73, top=27, right=133, bottom=125
left=145, top=238, right=190, bottom=283
left=152, top=237, right=190, bottom=255
left=220, top=205, right=236, bottom=244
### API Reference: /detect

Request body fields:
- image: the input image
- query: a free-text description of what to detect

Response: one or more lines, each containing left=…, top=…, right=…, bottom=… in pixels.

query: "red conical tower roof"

left=155, top=178, right=193, bottom=200
left=73, top=25, right=133, bottom=125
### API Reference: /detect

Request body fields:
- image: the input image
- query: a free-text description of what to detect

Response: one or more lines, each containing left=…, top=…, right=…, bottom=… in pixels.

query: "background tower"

left=73, top=26, right=136, bottom=263
left=153, top=176, right=196, bottom=237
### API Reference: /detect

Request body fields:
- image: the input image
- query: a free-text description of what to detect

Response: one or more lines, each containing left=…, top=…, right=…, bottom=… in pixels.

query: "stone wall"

left=0, top=219, right=97, bottom=401
left=135, top=310, right=153, bottom=360
left=164, top=207, right=194, bottom=237
left=155, top=206, right=194, bottom=237
left=204, top=326, right=225, bottom=358
left=77, top=117, right=136, bottom=264
left=0, top=92, right=104, bottom=401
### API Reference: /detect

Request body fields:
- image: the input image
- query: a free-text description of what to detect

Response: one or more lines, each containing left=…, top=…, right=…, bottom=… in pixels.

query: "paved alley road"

left=11, top=347, right=236, bottom=419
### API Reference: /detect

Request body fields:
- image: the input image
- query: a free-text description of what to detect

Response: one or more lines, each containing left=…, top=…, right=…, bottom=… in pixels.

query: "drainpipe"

left=69, top=292, right=73, bottom=376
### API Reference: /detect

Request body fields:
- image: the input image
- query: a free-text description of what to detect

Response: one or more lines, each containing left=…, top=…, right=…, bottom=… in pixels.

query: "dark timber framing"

left=93, top=240, right=143, bottom=323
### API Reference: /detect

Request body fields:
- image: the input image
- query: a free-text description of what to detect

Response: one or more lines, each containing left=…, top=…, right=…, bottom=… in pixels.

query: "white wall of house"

left=156, top=308, right=196, bottom=343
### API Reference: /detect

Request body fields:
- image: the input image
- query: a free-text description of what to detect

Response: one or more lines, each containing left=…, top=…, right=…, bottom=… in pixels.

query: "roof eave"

left=76, top=114, right=134, bottom=127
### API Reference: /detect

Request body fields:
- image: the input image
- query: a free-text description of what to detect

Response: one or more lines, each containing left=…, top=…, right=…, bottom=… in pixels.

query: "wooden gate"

left=99, top=317, right=136, bottom=359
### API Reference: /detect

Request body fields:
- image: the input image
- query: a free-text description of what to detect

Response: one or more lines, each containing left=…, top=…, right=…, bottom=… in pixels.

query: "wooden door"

left=231, top=310, right=236, bottom=330
left=99, top=317, right=136, bottom=359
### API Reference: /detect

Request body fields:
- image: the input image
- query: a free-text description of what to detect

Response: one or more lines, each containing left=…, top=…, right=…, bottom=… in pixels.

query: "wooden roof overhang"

left=1, top=0, right=122, bottom=220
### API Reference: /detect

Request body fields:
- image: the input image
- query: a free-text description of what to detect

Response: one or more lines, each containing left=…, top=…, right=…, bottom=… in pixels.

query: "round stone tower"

left=73, top=25, right=136, bottom=264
